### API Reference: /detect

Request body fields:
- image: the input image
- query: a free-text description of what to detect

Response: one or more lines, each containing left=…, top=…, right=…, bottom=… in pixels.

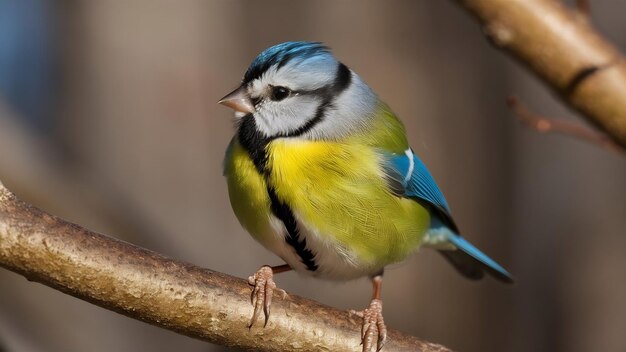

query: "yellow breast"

left=266, top=138, right=429, bottom=267
left=224, top=134, right=431, bottom=277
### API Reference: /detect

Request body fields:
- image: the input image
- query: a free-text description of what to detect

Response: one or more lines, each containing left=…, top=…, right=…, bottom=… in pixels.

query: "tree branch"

left=0, top=181, right=450, bottom=352
left=452, top=0, right=626, bottom=148
left=507, top=95, right=625, bottom=154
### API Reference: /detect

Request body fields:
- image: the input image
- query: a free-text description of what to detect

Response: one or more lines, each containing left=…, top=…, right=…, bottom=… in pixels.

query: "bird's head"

left=219, top=42, right=378, bottom=140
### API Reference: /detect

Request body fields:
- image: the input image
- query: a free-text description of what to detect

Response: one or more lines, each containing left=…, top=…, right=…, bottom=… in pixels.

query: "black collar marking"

left=236, top=62, right=352, bottom=272
left=237, top=116, right=270, bottom=173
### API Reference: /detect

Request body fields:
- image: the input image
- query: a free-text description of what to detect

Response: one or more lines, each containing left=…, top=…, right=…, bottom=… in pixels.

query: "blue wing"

left=389, top=149, right=450, bottom=211
left=385, top=149, right=457, bottom=230
left=385, top=149, right=513, bottom=283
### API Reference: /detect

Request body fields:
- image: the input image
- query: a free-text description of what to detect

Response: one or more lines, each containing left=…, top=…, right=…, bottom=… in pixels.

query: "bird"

left=219, top=41, right=513, bottom=352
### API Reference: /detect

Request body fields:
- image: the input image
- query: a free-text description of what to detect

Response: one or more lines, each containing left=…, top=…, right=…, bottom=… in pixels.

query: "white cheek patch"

left=254, top=95, right=321, bottom=137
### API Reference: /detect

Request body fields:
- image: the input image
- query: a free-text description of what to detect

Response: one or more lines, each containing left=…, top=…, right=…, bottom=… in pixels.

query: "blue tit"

left=219, top=41, right=513, bottom=351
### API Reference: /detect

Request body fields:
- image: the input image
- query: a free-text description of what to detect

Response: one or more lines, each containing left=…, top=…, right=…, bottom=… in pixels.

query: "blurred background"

left=0, top=1, right=625, bottom=351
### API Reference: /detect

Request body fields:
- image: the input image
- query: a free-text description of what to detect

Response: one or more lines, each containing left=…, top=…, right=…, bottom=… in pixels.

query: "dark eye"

left=270, top=86, right=291, bottom=101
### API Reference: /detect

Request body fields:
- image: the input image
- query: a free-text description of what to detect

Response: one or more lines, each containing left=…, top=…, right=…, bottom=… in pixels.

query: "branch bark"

left=452, top=0, right=626, bottom=148
left=0, top=181, right=450, bottom=352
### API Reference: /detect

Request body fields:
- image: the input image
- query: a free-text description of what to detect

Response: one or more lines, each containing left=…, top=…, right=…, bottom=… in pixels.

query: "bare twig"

left=0, top=181, right=450, bottom=352
left=507, top=96, right=624, bottom=154
left=452, top=0, right=626, bottom=148
left=576, top=0, right=591, bottom=17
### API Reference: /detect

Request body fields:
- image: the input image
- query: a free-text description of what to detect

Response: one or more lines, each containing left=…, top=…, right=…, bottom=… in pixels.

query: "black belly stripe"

left=267, top=187, right=319, bottom=271
left=238, top=115, right=320, bottom=271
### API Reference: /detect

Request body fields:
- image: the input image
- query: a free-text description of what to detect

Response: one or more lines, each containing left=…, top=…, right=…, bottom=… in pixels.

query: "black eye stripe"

left=254, top=63, right=351, bottom=105
left=270, top=86, right=291, bottom=101
left=280, top=62, right=352, bottom=138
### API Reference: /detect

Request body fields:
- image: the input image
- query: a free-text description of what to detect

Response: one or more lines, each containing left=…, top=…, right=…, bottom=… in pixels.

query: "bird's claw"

left=247, top=265, right=287, bottom=328
left=352, top=299, right=387, bottom=352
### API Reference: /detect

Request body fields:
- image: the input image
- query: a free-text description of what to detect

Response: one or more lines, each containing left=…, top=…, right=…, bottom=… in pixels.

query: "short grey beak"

left=218, top=86, right=255, bottom=114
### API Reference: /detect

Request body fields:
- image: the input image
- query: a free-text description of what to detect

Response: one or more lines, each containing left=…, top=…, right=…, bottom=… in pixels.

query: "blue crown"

left=243, top=42, right=329, bottom=84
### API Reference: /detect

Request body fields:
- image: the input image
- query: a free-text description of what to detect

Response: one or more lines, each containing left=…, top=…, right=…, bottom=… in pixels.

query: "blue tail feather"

left=425, top=226, right=514, bottom=283
left=445, top=234, right=513, bottom=283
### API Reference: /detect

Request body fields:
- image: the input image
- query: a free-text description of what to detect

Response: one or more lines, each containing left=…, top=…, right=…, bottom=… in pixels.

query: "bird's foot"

left=247, top=265, right=287, bottom=328
left=350, top=299, right=387, bottom=352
